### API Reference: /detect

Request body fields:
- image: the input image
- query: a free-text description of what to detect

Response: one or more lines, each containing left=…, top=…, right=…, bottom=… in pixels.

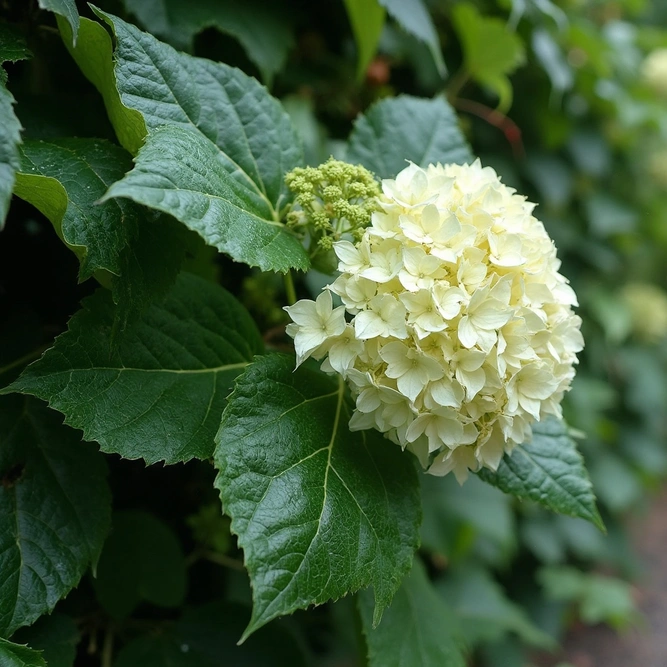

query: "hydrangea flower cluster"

left=285, top=161, right=584, bottom=483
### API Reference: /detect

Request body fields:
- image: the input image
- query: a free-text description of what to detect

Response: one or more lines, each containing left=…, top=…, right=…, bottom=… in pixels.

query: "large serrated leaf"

left=346, top=96, right=473, bottom=180
left=478, top=417, right=605, bottom=532
left=63, top=10, right=308, bottom=272
left=3, top=273, right=263, bottom=464
left=12, top=138, right=188, bottom=329
left=358, top=559, right=466, bottom=667
left=103, top=126, right=307, bottom=273
left=121, top=0, right=294, bottom=85
left=214, top=354, right=421, bottom=640
left=0, top=396, right=111, bottom=637
left=0, top=639, right=45, bottom=667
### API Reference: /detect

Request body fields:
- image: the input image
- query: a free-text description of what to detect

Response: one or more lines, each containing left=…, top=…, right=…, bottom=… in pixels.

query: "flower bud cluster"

left=285, top=158, right=380, bottom=263
left=285, top=161, right=583, bottom=483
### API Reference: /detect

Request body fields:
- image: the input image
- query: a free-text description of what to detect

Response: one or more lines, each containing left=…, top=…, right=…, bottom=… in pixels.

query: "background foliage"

left=1, top=0, right=667, bottom=665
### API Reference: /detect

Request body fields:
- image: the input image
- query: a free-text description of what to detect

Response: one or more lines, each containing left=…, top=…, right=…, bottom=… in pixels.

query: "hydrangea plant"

left=0, top=3, right=606, bottom=666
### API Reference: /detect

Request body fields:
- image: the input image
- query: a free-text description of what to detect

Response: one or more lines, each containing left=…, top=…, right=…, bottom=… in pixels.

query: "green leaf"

left=0, top=67, right=22, bottom=229
left=93, top=511, right=187, bottom=618
left=437, top=565, right=555, bottom=649
left=0, top=395, right=111, bottom=637
left=378, top=0, right=446, bottom=77
left=38, top=0, right=79, bottom=44
left=451, top=3, right=525, bottom=110
left=12, top=615, right=79, bottom=667
left=0, top=23, right=32, bottom=63
left=344, top=0, right=386, bottom=81
left=477, top=417, right=605, bottom=532
left=346, top=96, right=472, bottom=180
left=539, top=566, right=639, bottom=629
left=122, top=0, right=294, bottom=85
left=103, top=126, right=307, bottom=273
left=114, top=601, right=307, bottom=666
left=214, top=354, right=421, bottom=639
left=59, top=17, right=146, bottom=154
left=420, top=474, right=516, bottom=566
left=4, top=273, right=263, bottom=464
left=0, top=639, right=45, bottom=667
left=85, top=12, right=309, bottom=272
left=358, top=559, right=466, bottom=667
left=13, top=138, right=188, bottom=329
left=77, top=10, right=307, bottom=271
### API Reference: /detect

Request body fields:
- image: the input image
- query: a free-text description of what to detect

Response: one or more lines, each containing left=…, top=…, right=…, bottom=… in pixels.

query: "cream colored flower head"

left=285, top=160, right=583, bottom=483
left=641, top=48, right=667, bottom=98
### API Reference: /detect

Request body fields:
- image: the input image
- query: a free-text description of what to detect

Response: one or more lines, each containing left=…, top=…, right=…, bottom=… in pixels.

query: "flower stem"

left=284, top=271, right=297, bottom=306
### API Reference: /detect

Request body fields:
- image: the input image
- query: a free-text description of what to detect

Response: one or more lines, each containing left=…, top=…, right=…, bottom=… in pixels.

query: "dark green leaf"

left=344, top=0, right=386, bottom=80
left=59, top=17, right=146, bottom=154
left=378, top=0, right=446, bottom=76
left=214, top=354, right=421, bottom=639
left=0, top=69, right=21, bottom=228
left=12, top=615, right=79, bottom=667
left=420, top=474, right=516, bottom=566
left=78, top=10, right=307, bottom=271
left=436, top=565, right=555, bottom=649
left=346, top=96, right=472, bottom=180
left=113, top=601, right=307, bottom=666
left=104, top=126, right=307, bottom=273
left=0, top=396, right=111, bottom=637
left=538, top=566, right=639, bottom=629
left=4, top=273, right=263, bottom=464
left=122, top=0, right=294, bottom=85
left=0, top=639, right=45, bottom=667
left=93, top=511, right=187, bottom=618
left=13, top=138, right=188, bottom=329
left=38, top=0, right=79, bottom=44
left=0, top=23, right=32, bottom=63
left=358, top=559, right=466, bottom=667
left=478, top=417, right=605, bottom=532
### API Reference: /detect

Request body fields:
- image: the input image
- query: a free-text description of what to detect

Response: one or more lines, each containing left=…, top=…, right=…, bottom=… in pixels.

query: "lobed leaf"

left=214, top=354, right=421, bottom=640
left=0, top=396, right=111, bottom=637
left=3, top=273, right=264, bottom=464
left=358, top=559, right=466, bottom=667
left=478, top=417, right=605, bottom=532
left=346, top=95, right=473, bottom=180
